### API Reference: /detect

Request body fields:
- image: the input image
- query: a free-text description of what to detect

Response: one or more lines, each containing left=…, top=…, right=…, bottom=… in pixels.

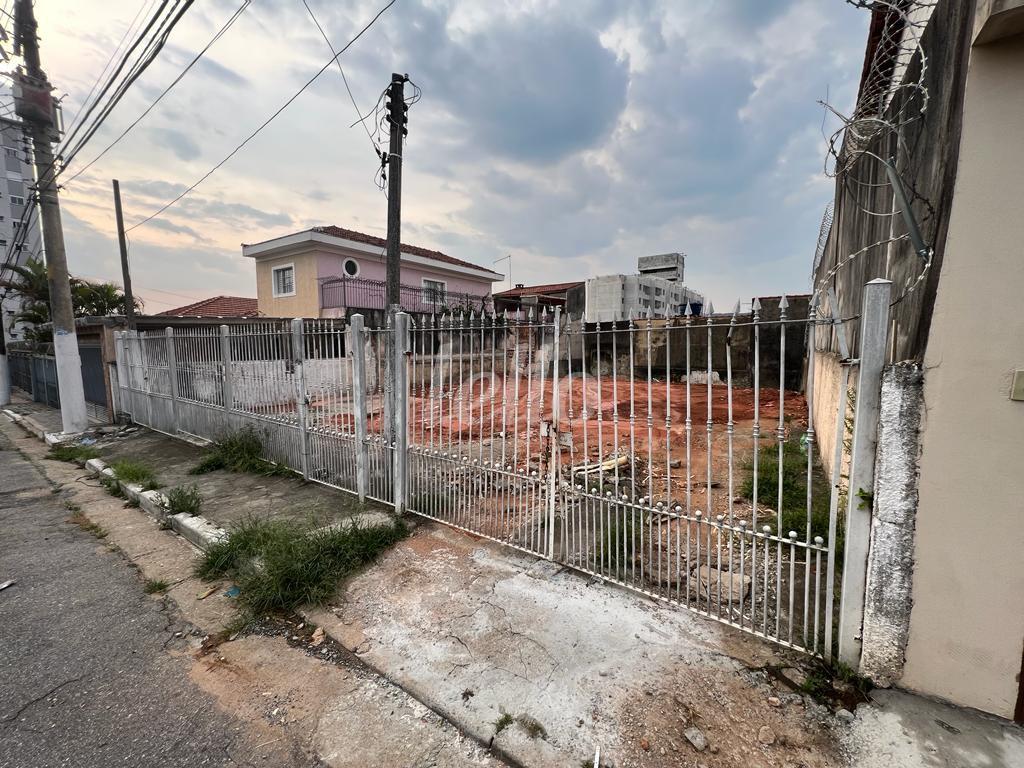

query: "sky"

left=26, top=0, right=869, bottom=314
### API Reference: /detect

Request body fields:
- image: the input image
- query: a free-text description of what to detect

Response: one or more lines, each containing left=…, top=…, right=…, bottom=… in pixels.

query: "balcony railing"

left=319, top=276, right=490, bottom=314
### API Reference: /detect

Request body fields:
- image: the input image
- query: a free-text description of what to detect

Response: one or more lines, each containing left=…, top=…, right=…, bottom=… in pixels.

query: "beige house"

left=812, top=0, right=1024, bottom=722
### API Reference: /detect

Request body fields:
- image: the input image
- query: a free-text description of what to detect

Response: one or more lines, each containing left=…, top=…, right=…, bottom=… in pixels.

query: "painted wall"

left=256, top=252, right=321, bottom=318
left=900, top=32, right=1024, bottom=719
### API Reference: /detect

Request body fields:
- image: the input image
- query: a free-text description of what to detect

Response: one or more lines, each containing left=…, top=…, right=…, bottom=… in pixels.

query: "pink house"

left=243, top=225, right=504, bottom=320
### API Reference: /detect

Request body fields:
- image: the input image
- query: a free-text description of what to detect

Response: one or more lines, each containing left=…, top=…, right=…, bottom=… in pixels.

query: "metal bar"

left=291, top=318, right=310, bottom=480
left=548, top=307, right=561, bottom=559
left=394, top=312, right=410, bottom=515
left=219, top=325, right=233, bottom=412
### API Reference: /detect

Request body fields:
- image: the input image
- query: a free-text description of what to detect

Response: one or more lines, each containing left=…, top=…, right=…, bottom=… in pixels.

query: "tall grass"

left=190, top=427, right=294, bottom=477
left=110, top=459, right=160, bottom=490
left=196, top=516, right=407, bottom=613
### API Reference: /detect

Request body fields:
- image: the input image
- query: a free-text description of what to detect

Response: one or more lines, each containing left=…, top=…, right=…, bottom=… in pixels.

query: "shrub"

left=143, top=579, right=169, bottom=594
left=196, top=515, right=407, bottom=613
left=166, top=484, right=202, bottom=516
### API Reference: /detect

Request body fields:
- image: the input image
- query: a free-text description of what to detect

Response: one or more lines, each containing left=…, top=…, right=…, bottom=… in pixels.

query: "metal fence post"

left=349, top=314, right=369, bottom=502
left=838, top=278, right=892, bottom=668
left=291, top=318, right=310, bottom=480
left=393, top=312, right=410, bottom=514
left=219, top=324, right=233, bottom=413
left=165, top=327, right=179, bottom=429
left=547, top=307, right=561, bottom=559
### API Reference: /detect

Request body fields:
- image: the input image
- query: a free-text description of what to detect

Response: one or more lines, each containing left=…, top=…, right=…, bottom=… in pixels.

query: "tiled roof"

left=158, top=295, right=259, bottom=318
left=493, top=281, right=584, bottom=298
left=311, top=225, right=497, bottom=274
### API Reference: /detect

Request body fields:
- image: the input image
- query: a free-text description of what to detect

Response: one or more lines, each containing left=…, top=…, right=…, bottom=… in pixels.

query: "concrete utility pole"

left=13, top=0, right=88, bottom=432
left=384, top=72, right=407, bottom=312
left=111, top=180, right=136, bottom=329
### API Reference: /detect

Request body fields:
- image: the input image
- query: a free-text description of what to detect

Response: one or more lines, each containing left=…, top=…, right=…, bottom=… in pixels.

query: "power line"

left=301, top=0, right=379, bottom=157
left=63, top=0, right=250, bottom=185
left=126, top=0, right=398, bottom=233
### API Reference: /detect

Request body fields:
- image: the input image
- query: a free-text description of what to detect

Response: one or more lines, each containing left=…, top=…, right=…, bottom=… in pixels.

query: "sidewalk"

left=5, top=404, right=1022, bottom=768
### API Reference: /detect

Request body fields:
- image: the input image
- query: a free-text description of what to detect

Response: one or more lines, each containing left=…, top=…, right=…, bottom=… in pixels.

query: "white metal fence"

left=116, top=282, right=889, bottom=660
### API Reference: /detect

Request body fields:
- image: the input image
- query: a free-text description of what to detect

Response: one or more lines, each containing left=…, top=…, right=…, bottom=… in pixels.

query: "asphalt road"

left=0, top=430, right=308, bottom=768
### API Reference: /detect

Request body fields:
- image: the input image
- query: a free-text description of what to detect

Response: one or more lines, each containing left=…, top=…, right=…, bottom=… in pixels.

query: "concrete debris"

left=697, top=565, right=752, bottom=602
left=683, top=725, right=707, bottom=752
left=758, top=725, right=777, bottom=745
left=310, top=627, right=325, bottom=647
left=835, top=708, right=855, bottom=724
left=767, top=696, right=782, bottom=707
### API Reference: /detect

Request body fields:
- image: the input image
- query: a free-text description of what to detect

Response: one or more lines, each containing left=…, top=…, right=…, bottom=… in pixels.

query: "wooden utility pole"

left=13, top=0, right=88, bottom=432
left=384, top=72, right=407, bottom=312
left=111, top=180, right=136, bottom=329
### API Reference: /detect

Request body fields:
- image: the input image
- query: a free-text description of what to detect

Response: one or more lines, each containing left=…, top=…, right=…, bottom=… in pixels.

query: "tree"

left=0, top=257, right=141, bottom=345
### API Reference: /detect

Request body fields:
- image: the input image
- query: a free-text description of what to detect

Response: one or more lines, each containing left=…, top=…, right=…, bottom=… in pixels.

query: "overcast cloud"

left=31, top=0, right=867, bottom=313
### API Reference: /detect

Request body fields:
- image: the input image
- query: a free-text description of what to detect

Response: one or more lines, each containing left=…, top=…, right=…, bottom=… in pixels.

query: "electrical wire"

left=126, top=0, right=398, bottom=233
left=62, top=0, right=250, bottom=185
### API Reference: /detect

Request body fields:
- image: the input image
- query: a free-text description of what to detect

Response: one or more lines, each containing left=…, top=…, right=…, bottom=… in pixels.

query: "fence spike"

left=779, top=294, right=789, bottom=312
left=705, top=300, right=715, bottom=317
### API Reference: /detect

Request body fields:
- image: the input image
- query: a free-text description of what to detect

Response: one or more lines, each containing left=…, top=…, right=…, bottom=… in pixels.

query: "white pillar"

left=838, top=278, right=892, bottom=667
left=349, top=314, right=369, bottom=502
left=392, top=312, right=410, bottom=514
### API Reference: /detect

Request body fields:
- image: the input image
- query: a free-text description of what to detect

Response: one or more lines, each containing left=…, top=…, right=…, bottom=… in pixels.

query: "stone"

left=639, top=738, right=650, bottom=751
left=757, top=726, right=776, bottom=745
left=697, top=565, right=752, bottom=603
left=767, top=696, right=782, bottom=707
left=683, top=726, right=707, bottom=752
left=836, top=708, right=855, bottom=724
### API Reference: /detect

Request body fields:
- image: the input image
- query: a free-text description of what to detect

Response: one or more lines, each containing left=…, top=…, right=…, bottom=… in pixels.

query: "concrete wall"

left=900, top=32, right=1024, bottom=720
left=256, top=252, right=321, bottom=318
left=810, top=351, right=854, bottom=482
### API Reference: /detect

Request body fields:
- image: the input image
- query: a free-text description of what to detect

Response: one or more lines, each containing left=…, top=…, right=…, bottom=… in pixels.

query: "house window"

left=343, top=258, right=359, bottom=277
left=272, top=264, right=295, bottom=297
left=10, top=195, right=24, bottom=206
left=4, top=148, right=16, bottom=158
left=423, top=279, right=446, bottom=304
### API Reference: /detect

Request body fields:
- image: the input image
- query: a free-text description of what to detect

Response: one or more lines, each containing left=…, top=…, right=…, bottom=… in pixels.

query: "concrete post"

left=839, top=278, right=892, bottom=668
left=219, top=325, right=233, bottom=413
left=165, top=327, right=179, bottom=431
left=349, top=315, right=369, bottom=502
left=392, top=312, right=410, bottom=514
left=291, top=318, right=310, bottom=480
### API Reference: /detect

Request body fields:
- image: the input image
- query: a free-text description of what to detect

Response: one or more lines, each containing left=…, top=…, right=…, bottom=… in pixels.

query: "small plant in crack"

left=110, top=459, right=160, bottom=490
left=515, top=714, right=547, bottom=740
left=166, top=484, right=202, bottom=516
left=67, top=511, right=107, bottom=538
left=47, top=444, right=100, bottom=464
left=493, top=712, right=513, bottom=735
left=101, top=476, right=126, bottom=498
left=143, top=578, right=169, bottom=594
left=461, top=688, right=475, bottom=703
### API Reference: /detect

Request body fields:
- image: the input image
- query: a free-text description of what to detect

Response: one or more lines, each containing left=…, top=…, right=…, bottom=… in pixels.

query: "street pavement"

left=0, top=429, right=317, bottom=768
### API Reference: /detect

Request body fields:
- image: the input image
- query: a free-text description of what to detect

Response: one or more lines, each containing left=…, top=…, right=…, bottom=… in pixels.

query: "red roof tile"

left=158, top=295, right=259, bottom=318
left=311, top=225, right=497, bottom=274
left=493, top=281, right=584, bottom=298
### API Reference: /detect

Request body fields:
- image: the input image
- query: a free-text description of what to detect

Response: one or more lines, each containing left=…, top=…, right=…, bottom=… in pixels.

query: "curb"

left=82, top=457, right=227, bottom=549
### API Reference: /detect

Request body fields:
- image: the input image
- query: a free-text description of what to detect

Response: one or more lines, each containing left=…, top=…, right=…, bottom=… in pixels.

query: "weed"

left=515, top=714, right=547, bottom=740
left=48, top=444, right=100, bottom=463
left=596, top=513, right=636, bottom=580
left=143, top=578, right=169, bottom=594
left=740, top=436, right=836, bottom=549
left=195, top=516, right=408, bottom=613
left=68, top=511, right=108, bottom=539
left=189, top=427, right=294, bottom=478
left=63, top=500, right=82, bottom=513
left=101, top=476, right=126, bottom=499
left=110, top=459, right=160, bottom=490
left=223, top=612, right=254, bottom=638
left=167, top=484, right=203, bottom=516
left=493, top=712, right=514, bottom=735
left=461, top=688, right=475, bottom=703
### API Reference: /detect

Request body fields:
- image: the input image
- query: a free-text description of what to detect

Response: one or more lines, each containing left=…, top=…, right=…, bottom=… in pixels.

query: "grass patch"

left=101, top=476, right=126, bottom=499
left=167, top=484, right=203, bottom=516
left=190, top=427, right=294, bottom=478
left=68, top=511, right=107, bottom=538
left=143, top=578, right=169, bottom=594
left=740, top=436, right=834, bottom=546
left=48, top=443, right=100, bottom=463
left=493, top=712, right=514, bottom=735
left=195, top=515, right=407, bottom=614
left=110, top=459, right=160, bottom=490
left=515, top=714, right=547, bottom=740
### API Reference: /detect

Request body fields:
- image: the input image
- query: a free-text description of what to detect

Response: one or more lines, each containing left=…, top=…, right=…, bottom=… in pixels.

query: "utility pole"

left=13, top=0, right=88, bottom=432
left=384, top=72, right=407, bottom=312
left=112, top=180, right=136, bottom=329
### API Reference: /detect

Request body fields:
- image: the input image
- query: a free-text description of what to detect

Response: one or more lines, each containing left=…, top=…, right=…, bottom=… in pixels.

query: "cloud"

left=150, top=128, right=202, bottom=161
